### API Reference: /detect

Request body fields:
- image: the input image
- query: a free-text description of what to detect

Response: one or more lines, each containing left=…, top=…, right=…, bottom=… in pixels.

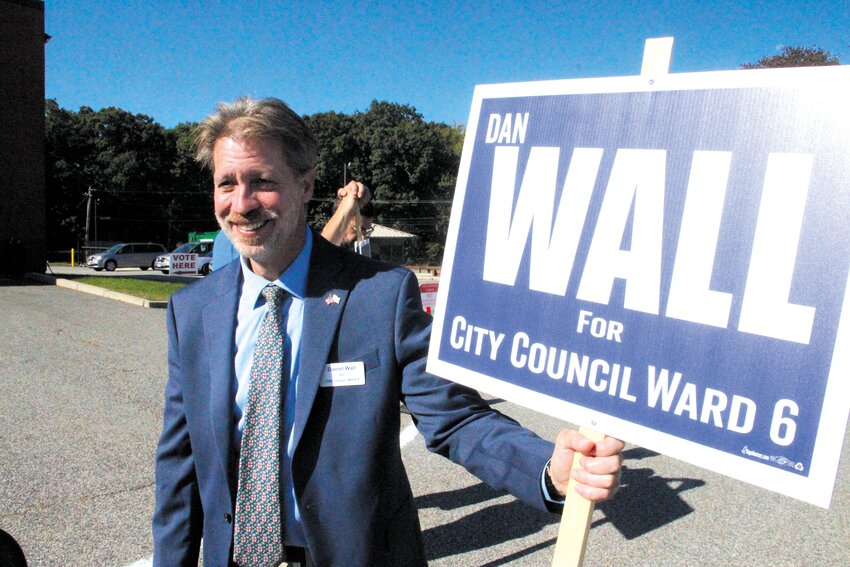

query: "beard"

left=216, top=207, right=294, bottom=266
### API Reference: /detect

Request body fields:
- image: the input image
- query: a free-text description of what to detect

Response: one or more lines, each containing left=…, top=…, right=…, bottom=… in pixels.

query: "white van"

left=86, top=242, right=168, bottom=271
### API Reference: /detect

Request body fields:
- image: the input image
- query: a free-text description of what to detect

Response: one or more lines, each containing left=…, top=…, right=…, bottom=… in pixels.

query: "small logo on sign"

left=742, top=446, right=804, bottom=471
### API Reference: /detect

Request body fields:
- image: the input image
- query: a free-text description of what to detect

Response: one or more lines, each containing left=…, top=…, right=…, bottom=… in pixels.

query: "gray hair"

left=193, top=96, right=318, bottom=174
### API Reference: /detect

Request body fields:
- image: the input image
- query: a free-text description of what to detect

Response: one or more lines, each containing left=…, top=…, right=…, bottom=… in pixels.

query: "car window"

left=105, top=244, right=123, bottom=254
left=119, top=245, right=131, bottom=254
left=173, top=243, right=194, bottom=253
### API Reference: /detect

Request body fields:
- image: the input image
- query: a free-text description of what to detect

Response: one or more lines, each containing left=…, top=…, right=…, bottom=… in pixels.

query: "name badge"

left=321, top=361, right=366, bottom=387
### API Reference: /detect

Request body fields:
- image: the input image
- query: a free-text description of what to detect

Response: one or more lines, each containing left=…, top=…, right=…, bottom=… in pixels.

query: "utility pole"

left=85, top=186, right=92, bottom=245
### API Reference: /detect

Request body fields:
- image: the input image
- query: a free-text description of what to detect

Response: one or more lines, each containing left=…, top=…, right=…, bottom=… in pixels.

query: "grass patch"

left=74, top=277, right=188, bottom=301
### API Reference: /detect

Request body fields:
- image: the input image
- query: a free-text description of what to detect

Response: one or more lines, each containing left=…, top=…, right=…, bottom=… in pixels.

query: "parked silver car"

left=154, top=241, right=214, bottom=275
left=86, top=242, right=168, bottom=271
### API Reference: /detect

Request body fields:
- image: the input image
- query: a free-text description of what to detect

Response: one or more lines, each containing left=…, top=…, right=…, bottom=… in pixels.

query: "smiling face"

left=213, top=135, right=314, bottom=280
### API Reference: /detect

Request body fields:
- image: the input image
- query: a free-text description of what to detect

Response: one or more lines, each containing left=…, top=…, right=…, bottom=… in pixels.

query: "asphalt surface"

left=1, top=271, right=848, bottom=566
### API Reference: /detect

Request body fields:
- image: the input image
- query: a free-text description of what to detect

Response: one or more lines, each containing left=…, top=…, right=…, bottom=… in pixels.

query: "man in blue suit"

left=153, top=96, right=623, bottom=566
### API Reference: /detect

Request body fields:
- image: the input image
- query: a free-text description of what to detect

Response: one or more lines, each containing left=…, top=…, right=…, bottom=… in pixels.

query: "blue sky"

left=45, top=1, right=848, bottom=128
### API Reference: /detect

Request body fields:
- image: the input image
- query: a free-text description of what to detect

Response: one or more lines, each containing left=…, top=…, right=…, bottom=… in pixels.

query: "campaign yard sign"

left=427, top=66, right=850, bottom=508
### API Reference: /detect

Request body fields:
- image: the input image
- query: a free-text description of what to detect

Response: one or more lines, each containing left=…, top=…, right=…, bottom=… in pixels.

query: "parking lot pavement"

left=1, top=278, right=166, bottom=565
left=1, top=276, right=848, bottom=566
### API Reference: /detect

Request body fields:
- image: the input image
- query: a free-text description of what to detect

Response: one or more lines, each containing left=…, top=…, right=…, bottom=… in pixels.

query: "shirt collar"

left=239, top=226, right=312, bottom=307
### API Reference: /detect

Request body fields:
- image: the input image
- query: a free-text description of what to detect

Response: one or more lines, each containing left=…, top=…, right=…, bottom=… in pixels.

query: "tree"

left=44, top=102, right=192, bottom=249
left=44, top=99, right=464, bottom=262
left=350, top=101, right=461, bottom=262
left=303, top=111, right=359, bottom=228
left=44, top=99, right=92, bottom=249
left=304, top=102, right=463, bottom=263
left=165, top=122, right=216, bottom=245
left=742, top=45, right=841, bottom=69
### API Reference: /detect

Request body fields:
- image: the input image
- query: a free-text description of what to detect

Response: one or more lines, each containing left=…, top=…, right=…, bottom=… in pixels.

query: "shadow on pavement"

left=595, top=447, right=705, bottom=539
left=0, top=276, right=48, bottom=287
left=418, top=447, right=705, bottom=561
left=417, top=483, right=557, bottom=563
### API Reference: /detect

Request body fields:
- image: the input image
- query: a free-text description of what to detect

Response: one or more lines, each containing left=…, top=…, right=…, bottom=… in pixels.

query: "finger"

left=555, top=428, right=596, bottom=455
left=572, top=478, right=621, bottom=502
left=593, top=436, right=625, bottom=457
left=549, top=430, right=589, bottom=492
left=359, top=184, right=372, bottom=205
left=576, top=453, right=622, bottom=476
left=337, top=180, right=358, bottom=199
left=571, top=469, right=621, bottom=492
left=571, top=466, right=622, bottom=500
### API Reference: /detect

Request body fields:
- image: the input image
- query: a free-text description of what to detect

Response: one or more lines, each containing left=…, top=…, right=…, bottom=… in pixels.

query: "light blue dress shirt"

left=233, top=227, right=312, bottom=547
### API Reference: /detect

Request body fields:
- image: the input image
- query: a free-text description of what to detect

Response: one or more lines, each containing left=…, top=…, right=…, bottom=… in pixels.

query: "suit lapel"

left=203, top=261, right=242, bottom=498
left=291, top=236, right=349, bottom=452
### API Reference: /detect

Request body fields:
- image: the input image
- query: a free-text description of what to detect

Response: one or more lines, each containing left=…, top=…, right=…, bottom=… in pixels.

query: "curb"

left=26, top=272, right=169, bottom=309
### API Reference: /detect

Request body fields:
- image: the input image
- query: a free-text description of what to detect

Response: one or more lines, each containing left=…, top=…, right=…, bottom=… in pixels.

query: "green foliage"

left=742, top=45, right=841, bottom=69
left=45, top=102, right=217, bottom=250
left=73, top=276, right=187, bottom=301
left=306, top=100, right=463, bottom=263
left=45, top=99, right=463, bottom=264
left=166, top=122, right=215, bottom=244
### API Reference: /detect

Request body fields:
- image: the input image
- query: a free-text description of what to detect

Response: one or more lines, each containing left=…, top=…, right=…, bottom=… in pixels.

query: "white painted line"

left=124, top=557, right=152, bottom=567
left=400, top=422, right=419, bottom=448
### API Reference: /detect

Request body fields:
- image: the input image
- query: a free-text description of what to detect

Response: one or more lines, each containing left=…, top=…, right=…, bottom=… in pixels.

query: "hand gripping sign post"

left=426, top=37, right=850, bottom=564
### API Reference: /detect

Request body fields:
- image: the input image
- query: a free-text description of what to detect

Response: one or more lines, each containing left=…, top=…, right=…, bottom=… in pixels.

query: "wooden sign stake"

left=354, top=200, right=363, bottom=243
left=551, top=37, right=673, bottom=567
left=550, top=427, right=605, bottom=566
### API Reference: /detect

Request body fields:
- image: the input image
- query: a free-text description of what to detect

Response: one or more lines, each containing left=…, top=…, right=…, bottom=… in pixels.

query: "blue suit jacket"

left=153, top=233, right=556, bottom=566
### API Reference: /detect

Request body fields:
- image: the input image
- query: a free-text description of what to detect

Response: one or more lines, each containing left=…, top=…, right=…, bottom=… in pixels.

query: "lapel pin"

left=325, top=293, right=340, bottom=305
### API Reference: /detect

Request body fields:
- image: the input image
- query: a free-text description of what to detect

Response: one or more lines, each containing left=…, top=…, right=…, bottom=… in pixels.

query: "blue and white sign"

left=427, top=66, right=850, bottom=508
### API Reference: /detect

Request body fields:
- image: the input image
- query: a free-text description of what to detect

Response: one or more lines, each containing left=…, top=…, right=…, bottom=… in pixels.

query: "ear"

left=300, top=169, right=315, bottom=204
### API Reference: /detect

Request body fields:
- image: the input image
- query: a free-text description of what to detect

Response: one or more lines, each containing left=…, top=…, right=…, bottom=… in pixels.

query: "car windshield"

left=104, top=244, right=124, bottom=254
left=172, top=243, right=196, bottom=253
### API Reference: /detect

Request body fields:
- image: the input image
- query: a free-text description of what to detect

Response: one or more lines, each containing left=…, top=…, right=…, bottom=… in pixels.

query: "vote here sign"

left=171, top=253, right=198, bottom=275
left=427, top=66, right=850, bottom=507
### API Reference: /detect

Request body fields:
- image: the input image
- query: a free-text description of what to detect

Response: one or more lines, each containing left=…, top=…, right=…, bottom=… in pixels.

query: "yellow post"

left=71, top=248, right=75, bottom=266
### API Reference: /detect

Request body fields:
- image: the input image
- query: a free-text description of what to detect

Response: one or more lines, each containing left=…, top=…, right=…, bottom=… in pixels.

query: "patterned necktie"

left=233, top=284, right=287, bottom=567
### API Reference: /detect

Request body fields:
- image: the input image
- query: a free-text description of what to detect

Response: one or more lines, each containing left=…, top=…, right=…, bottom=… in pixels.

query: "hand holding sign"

left=549, top=429, right=624, bottom=501
left=320, top=180, right=372, bottom=248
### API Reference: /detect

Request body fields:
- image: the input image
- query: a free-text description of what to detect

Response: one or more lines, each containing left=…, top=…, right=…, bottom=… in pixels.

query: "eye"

left=216, top=178, right=235, bottom=191
left=252, top=177, right=277, bottom=188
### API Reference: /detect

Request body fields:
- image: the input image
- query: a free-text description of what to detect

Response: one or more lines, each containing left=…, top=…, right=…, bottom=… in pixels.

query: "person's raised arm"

left=321, top=181, right=371, bottom=245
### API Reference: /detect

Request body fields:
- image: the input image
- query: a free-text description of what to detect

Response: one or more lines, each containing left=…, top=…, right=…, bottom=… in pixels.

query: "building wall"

left=0, top=0, right=45, bottom=275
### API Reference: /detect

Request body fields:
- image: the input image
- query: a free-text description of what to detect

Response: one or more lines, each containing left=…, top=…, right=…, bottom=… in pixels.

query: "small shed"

left=368, top=224, right=416, bottom=264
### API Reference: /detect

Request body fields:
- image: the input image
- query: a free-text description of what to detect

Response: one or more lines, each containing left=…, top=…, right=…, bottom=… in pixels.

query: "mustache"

left=222, top=209, right=278, bottom=225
